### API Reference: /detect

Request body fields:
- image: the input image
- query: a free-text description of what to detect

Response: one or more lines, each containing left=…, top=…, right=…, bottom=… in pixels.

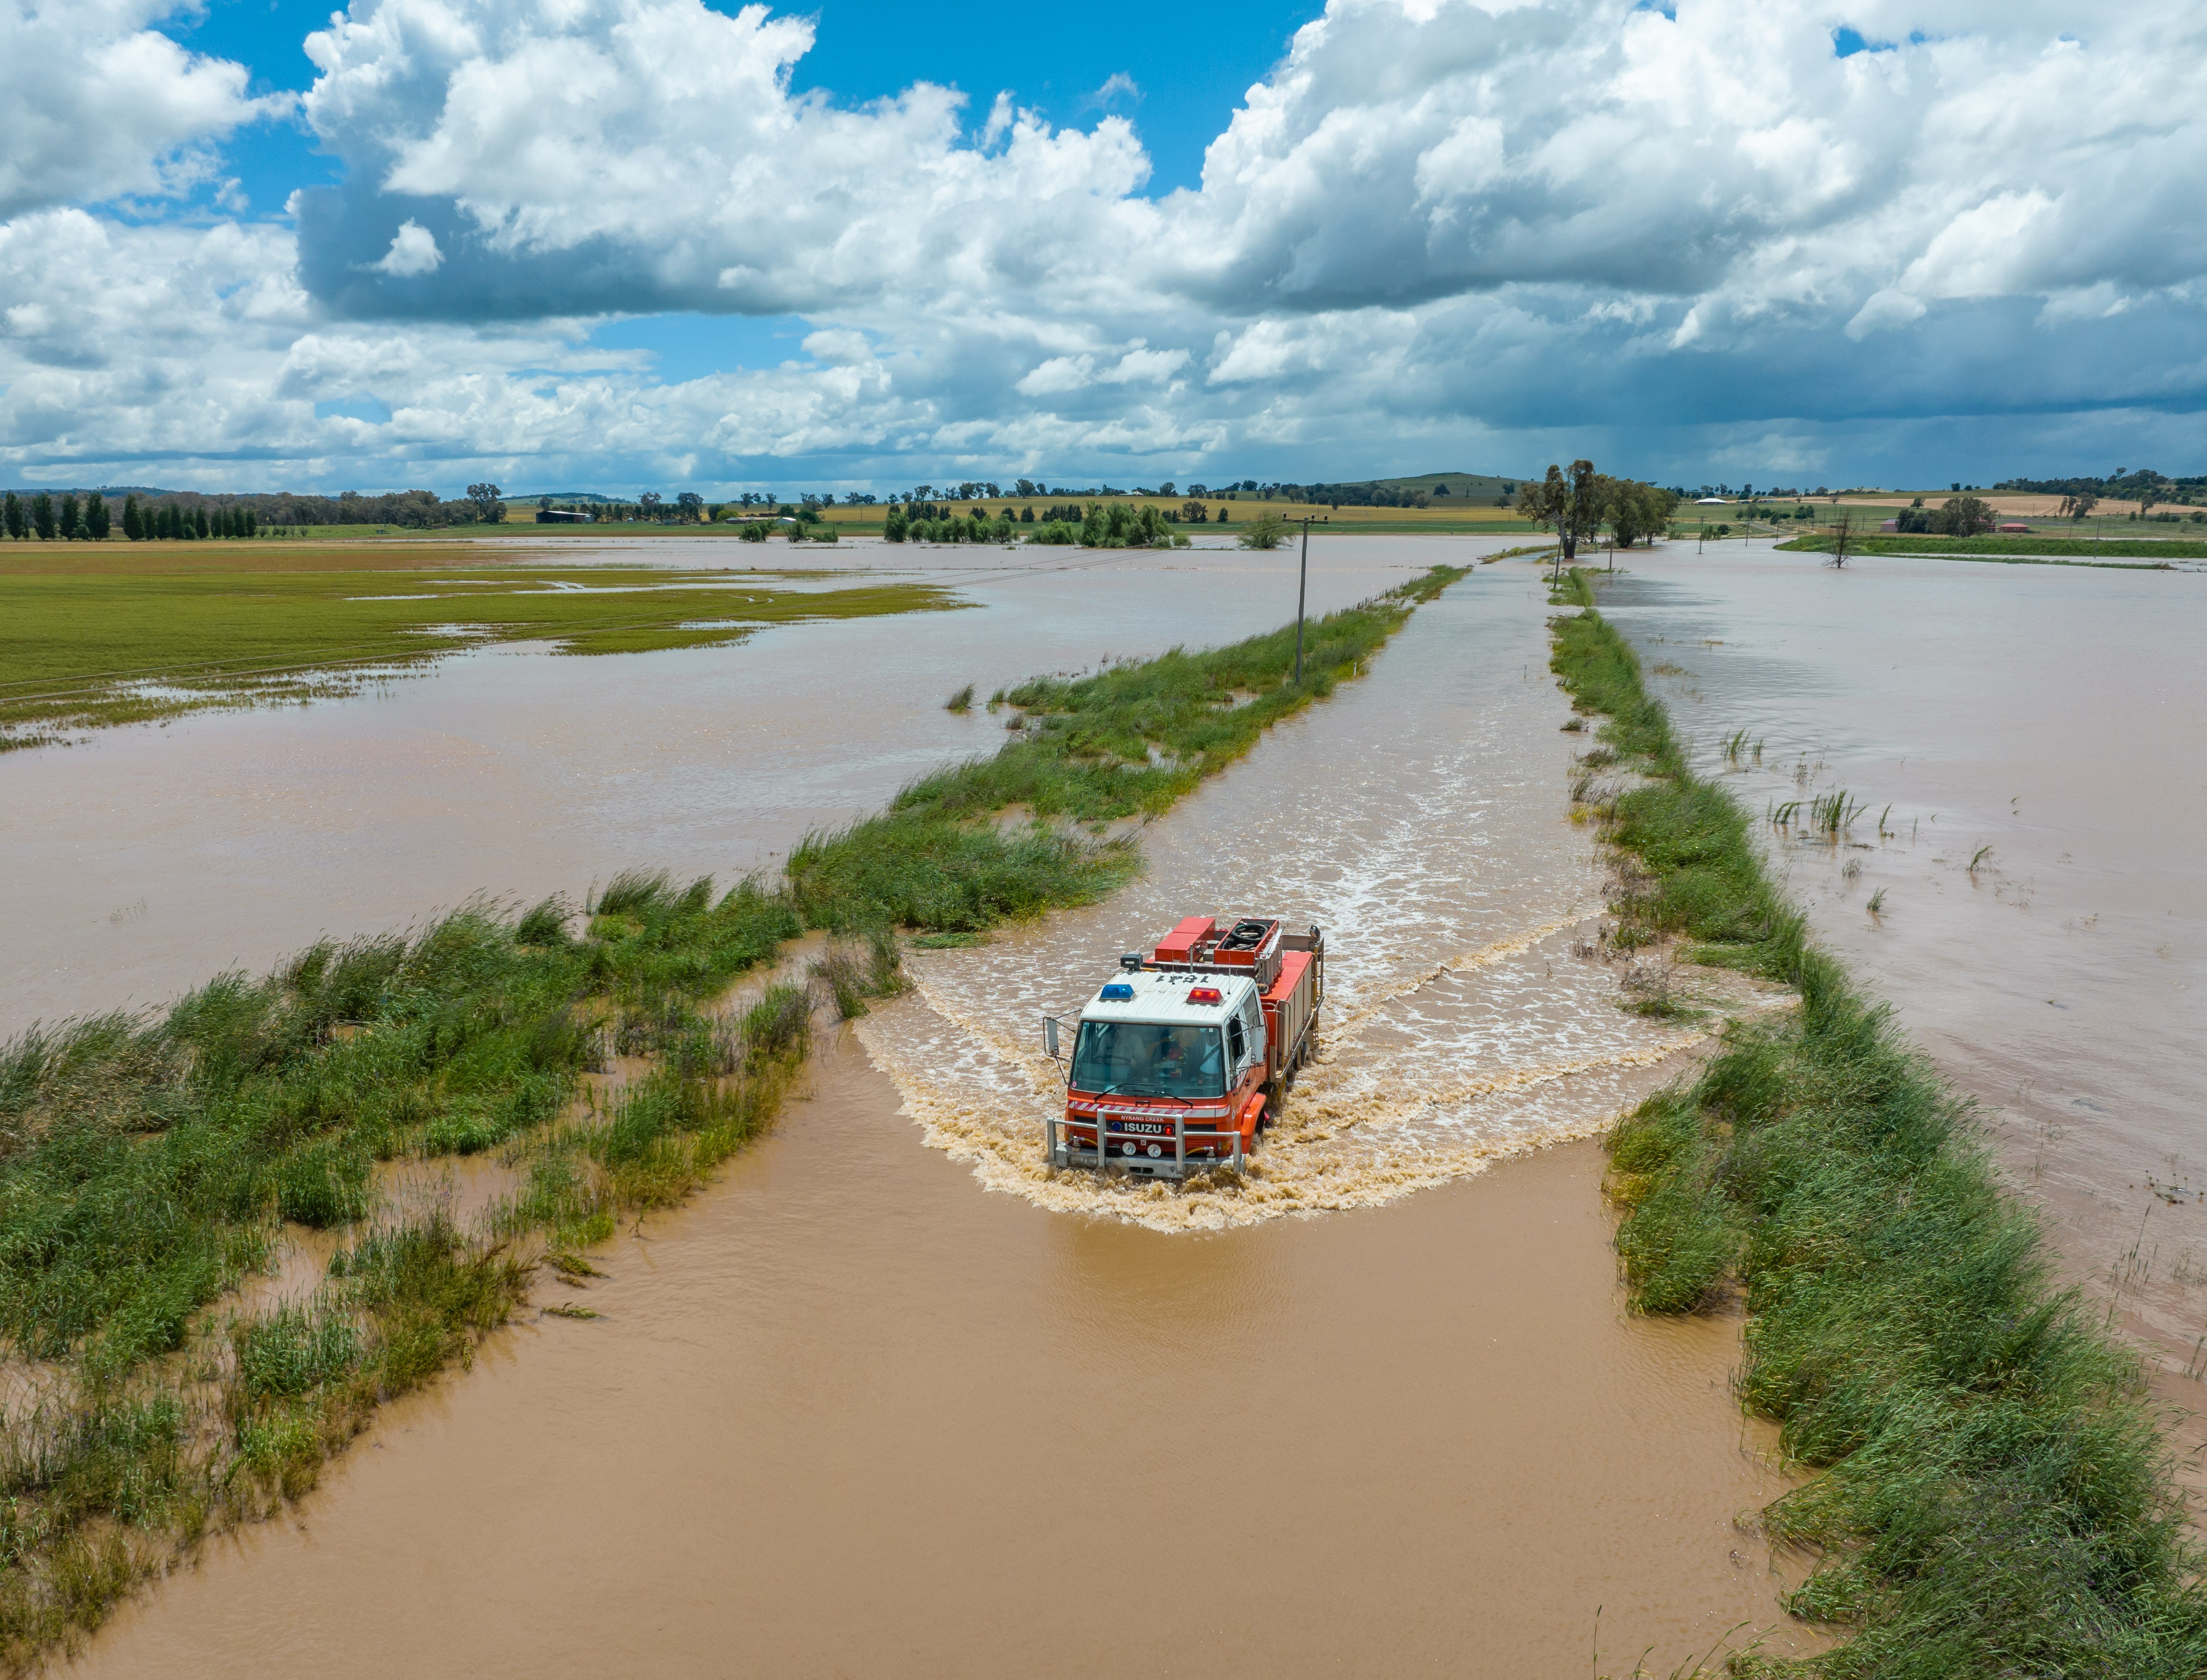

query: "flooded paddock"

left=1596, top=546, right=2207, bottom=1402
left=65, top=554, right=1816, bottom=1677
left=1, top=536, right=1469, bottom=1036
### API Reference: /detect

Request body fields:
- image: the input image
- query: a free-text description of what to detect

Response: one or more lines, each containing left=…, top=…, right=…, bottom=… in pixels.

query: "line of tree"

left=1994, top=469, right=2204, bottom=508
left=896, top=481, right=1260, bottom=505
left=0, top=487, right=509, bottom=534
left=1672, top=483, right=1830, bottom=500
left=884, top=499, right=1191, bottom=549
left=1515, top=462, right=1679, bottom=558
left=2, top=490, right=114, bottom=540
left=1262, top=482, right=1438, bottom=508
left=122, top=494, right=260, bottom=540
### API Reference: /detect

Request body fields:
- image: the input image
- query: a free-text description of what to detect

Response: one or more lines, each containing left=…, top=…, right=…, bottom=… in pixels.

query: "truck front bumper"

left=1049, top=1129, right=1248, bottom=1179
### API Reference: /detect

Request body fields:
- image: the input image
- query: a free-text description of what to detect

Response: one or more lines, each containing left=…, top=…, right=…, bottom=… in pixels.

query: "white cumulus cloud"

left=0, top=0, right=289, bottom=219
left=373, top=221, right=444, bottom=277
left=4, top=0, right=2207, bottom=493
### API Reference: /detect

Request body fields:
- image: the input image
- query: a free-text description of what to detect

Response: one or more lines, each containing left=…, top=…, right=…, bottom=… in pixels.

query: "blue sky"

left=157, top=0, right=1327, bottom=214
left=4, top=0, right=2205, bottom=496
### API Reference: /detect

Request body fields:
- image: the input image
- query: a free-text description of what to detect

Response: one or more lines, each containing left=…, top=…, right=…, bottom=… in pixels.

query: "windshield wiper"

left=1087, top=1083, right=1204, bottom=1106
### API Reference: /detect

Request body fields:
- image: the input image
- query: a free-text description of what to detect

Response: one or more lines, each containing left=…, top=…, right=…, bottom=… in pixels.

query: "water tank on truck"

left=1040, top=916, right=1325, bottom=1179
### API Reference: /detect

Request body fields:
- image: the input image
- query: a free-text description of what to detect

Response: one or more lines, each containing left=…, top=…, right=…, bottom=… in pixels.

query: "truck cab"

left=1046, top=917, right=1324, bottom=1179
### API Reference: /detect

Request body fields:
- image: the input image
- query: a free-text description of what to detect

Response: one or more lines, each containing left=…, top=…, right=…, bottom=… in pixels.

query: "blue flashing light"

left=1099, top=982, right=1135, bottom=1001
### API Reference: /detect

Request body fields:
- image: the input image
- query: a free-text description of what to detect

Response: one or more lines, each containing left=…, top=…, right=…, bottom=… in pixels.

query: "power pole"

left=1293, top=515, right=1326, bottom=682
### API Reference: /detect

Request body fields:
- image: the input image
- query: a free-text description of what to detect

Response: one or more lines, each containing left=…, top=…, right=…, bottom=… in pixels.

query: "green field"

left=1780, top=532, right=2204, bottom=563
left=0, top=549, right=960, bottom=747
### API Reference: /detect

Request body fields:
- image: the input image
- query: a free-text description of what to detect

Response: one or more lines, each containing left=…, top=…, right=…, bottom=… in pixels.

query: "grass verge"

left=1778, top=533, right=2193, bottom=565
left=1550, top=567, right=2207, bottom=1676
left=0, top=564, right=1466, bottom=1668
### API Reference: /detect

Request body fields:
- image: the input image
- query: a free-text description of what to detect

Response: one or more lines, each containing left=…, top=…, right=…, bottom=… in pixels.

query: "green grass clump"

left=1553, top=569, right=2207, bottom=1676
left=812, top=929, right=910, bottom=1019
left=0, top=883, right=808, bottom=1667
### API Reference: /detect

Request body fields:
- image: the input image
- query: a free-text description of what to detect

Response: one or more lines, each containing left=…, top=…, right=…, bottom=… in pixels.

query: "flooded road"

left=1597, top=547, right=2207, bottom=1388
left=859, top=564, right=1780, bottom=1232
left=70, top=553, right=1814, bottom=1676
left=77, top=1043, right=1802, bottom=1679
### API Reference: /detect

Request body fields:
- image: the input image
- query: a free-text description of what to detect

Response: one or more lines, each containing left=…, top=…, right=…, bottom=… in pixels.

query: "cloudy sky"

left=4, top=0, right=2203, bottom=497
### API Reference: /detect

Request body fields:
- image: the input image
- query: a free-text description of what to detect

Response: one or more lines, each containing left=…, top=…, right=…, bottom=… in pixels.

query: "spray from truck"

left=1042, top=916, right=1325, bottom=1178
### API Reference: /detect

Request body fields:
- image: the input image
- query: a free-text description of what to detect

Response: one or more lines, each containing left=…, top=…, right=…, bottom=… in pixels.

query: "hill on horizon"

left=1350, top=471, right=1523, bottom=498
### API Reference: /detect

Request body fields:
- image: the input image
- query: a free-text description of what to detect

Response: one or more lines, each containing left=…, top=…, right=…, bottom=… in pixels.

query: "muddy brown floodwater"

left=53, top=543, right=1821, bottom=1676
left=1597, top=545, right=2207, bottom=1443
left=1, top=538, right=1448, bottom=1036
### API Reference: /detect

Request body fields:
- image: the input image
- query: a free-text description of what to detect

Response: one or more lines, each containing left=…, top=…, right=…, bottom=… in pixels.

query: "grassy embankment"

left=1779, top=532, right=2199, bottom=565
left=1550, top=568, right=2207, bottom=1676
left=0, top=565, right=1468, bottom=1669
left=0, top=552, right=956, bottom=748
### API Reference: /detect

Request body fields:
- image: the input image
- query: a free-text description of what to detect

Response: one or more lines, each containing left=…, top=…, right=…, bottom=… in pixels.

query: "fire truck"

left=1043, top=916, right=1325, bottom=1178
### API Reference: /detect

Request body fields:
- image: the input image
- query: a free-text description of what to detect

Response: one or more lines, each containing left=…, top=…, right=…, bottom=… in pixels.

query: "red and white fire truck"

left=1043, top=915, right=1325, bottom=1178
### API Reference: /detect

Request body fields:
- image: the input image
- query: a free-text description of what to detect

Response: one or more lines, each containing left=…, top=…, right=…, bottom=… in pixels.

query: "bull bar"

left=1046, top=1104, right=1246, bottom=1180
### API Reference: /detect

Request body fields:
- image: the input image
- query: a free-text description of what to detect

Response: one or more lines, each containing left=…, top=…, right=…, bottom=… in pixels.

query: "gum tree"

left=1935, top=494, right=1994, bottom=536
left=1608, top=480, right=1674, bottom=548
left=1517, top=459, right=1604, bottom=561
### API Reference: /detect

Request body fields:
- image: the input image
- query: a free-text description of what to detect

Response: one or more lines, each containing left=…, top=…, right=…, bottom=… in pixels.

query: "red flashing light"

left=1188, top=985, right=1224, bottom=1005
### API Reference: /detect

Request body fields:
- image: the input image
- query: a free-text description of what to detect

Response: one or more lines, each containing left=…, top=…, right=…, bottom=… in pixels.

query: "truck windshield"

left=1070, top=1021, right=1227, bottom=1100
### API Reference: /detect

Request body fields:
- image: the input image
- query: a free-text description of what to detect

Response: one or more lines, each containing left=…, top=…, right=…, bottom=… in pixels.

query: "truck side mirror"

left=1043, top=1016, right=1060, bottom=1059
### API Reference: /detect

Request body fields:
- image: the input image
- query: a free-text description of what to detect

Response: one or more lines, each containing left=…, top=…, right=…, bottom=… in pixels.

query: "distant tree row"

left=1994, top=469, right=2204, bottom=510
left=882, top=500, right=1194, bottom=548
left=891, top=481, right=1261, bottom=505
left=131, top=494, right=261, bottom=539
left=2, top=490, right=113, bottom=539
left=1676, top=483, right=1831, bottom=500
left=1263, top=481, right=1437, bottom=508
left=0, top=492, right=292, bottom=540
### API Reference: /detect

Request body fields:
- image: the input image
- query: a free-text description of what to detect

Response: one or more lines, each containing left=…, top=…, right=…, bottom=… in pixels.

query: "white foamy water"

left=856, top=559, right=1767, bottom=1229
